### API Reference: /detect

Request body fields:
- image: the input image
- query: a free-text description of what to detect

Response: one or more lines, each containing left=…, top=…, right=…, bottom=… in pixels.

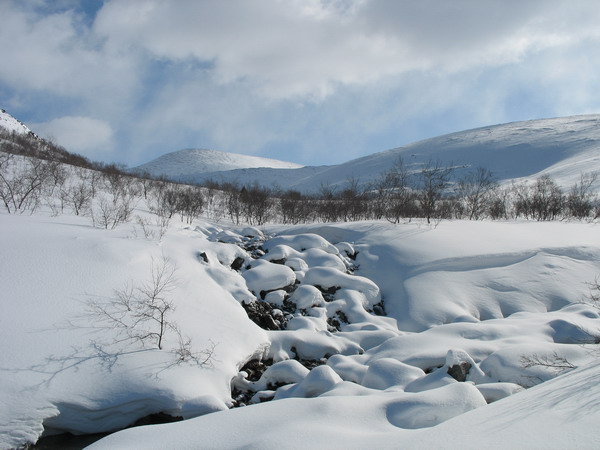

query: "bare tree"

left=91, top=194, right=135, bottom=229
left=457, top=167, right=498, bottom=220
left=0, top=153, right=53, bottom=214
left=85, top=257, right=214, bottom=365
left=339, top=177, right=367, bottom=222
left=488, top=186, right=510, bottom=220
left=530, top=175, right=563, bottom=221
left=240, top=183, right=273, bottom=225
left=279, top=189, right=306, bottom=224
left=61, top=181, right=93, bottom=216
left=417, top=159, right=454, bottom=224
left=567, top=172, right=598, bottom=219
left=176, top=186, right=205, bottom=224
left=376, top=157, right=415, bottom=223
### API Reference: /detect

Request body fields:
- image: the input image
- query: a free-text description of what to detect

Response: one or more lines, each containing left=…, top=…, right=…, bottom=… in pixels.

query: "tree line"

left=205, top=158, right=599, bottom=225
left=1, top=128, right=598, bottom=226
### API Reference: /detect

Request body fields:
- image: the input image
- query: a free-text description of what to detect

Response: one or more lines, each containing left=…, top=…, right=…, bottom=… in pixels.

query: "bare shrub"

left=91, top=194, right=135, bottom=229
left=0, top=153, right=54, bottom=214
left=457, top=167, right=498, bottom=220
left=567, top=172, right=598, bottom=219
left=520, top=352, right=576, bottom=376
left=416, top=159, right=454, bottom=224
left=86, top=257, right=213, bottom=365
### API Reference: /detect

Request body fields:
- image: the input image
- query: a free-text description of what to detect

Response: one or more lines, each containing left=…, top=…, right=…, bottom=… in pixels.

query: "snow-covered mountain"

left=139, top=115, right=600, bottom=192
left=133, top=148, right=304, bottom=179
left=0, top=108, right=34, bottom=135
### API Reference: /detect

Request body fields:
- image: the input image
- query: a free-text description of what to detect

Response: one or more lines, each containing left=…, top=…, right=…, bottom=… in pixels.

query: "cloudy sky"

left=2, top=0, right=600, bottom=167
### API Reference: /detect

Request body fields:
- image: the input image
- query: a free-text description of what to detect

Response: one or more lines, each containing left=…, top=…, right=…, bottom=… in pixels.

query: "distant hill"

left=135, top=115, right=600, bottom=192
left=132, top=148, right=303, bottom=180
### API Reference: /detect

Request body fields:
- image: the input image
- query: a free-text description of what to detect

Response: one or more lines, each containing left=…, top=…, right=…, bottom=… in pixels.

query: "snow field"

left=1, top=202, right=600, bottom=448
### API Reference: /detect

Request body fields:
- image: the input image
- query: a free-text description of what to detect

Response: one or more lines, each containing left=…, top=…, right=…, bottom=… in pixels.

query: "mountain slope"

left=144, top=115, right=600, bottom=192
left=0, top=109, right=34, bottom=135
left=132, top=148, right=303, bottom=179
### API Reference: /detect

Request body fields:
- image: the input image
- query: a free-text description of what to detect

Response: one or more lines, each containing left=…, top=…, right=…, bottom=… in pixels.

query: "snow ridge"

left=0, top=109, right=33, bottom=135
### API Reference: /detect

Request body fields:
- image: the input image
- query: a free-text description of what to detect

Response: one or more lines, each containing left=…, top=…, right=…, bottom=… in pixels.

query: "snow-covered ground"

left=1, top=204, right=599, bottom=448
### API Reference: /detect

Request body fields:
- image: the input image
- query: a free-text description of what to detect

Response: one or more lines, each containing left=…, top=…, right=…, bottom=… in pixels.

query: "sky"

left=1, top=0, right=600, bottom=168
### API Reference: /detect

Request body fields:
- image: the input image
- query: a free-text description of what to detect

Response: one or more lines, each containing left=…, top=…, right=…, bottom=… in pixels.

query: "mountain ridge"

left=0, top=109, right=34, bottom=135
left=135, top=114, right=600, bottom=192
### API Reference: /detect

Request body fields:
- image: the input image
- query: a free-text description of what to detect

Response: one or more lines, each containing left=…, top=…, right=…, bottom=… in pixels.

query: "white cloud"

left=3, top=0, right=600, bottom=166
left=32, top=116, right=114, bottom=155
left=92, top=0, right=600, bottom=100
left=0, top=1, right=140, bottom=104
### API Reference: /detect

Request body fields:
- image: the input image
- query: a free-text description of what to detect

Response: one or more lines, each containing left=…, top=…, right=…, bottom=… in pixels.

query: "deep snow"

left=1, top=209, right=599, bottom=448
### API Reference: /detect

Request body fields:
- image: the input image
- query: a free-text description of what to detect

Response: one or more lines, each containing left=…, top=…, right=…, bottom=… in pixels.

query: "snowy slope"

left=158, top=115, right=600, bottom=192
left=132, top=148, right=303, bottom=180
left=0, top=109, right=33, bottom=135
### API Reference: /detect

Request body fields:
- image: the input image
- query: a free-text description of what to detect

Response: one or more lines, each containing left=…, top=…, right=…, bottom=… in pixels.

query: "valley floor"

left=1, top=211, right=599, bottom=449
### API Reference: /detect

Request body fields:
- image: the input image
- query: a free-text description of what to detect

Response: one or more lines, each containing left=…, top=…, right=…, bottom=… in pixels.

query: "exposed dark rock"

left=424, top=365, right=443, bottom=374
left=231, top=388, right=253, bottom=407
left=231, top=358, right=275, bottom=407
left=314, top=285, right=340, bottom=302
left=296, top=358, right=327, bottom=370
left=241, top=300, right=293, bottom=330
left=230, top=256, right=245, bottom=271
left=259, top=282, right=298, bottom=301
left=30, top=412, right=183, bottom=449
left=327, top=310, right=350, bottom=332
left=197, top=251, right=209, bottom=263
left=372, top=301, right=386, bottom=316
left=281, top=298, right=297, bottom=314
left=240, top=358, right=274, bottom=382
left=28, top=432, right=110, bottom=449
left=130, top=412, right=183, bottom=427
left=447, top=361, right=472, bottom=382
left=242, top=300, right=280, bottom=330
left=346, top=250, right=359, bottom=261
left=269, top=258, right=286, bottom=265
